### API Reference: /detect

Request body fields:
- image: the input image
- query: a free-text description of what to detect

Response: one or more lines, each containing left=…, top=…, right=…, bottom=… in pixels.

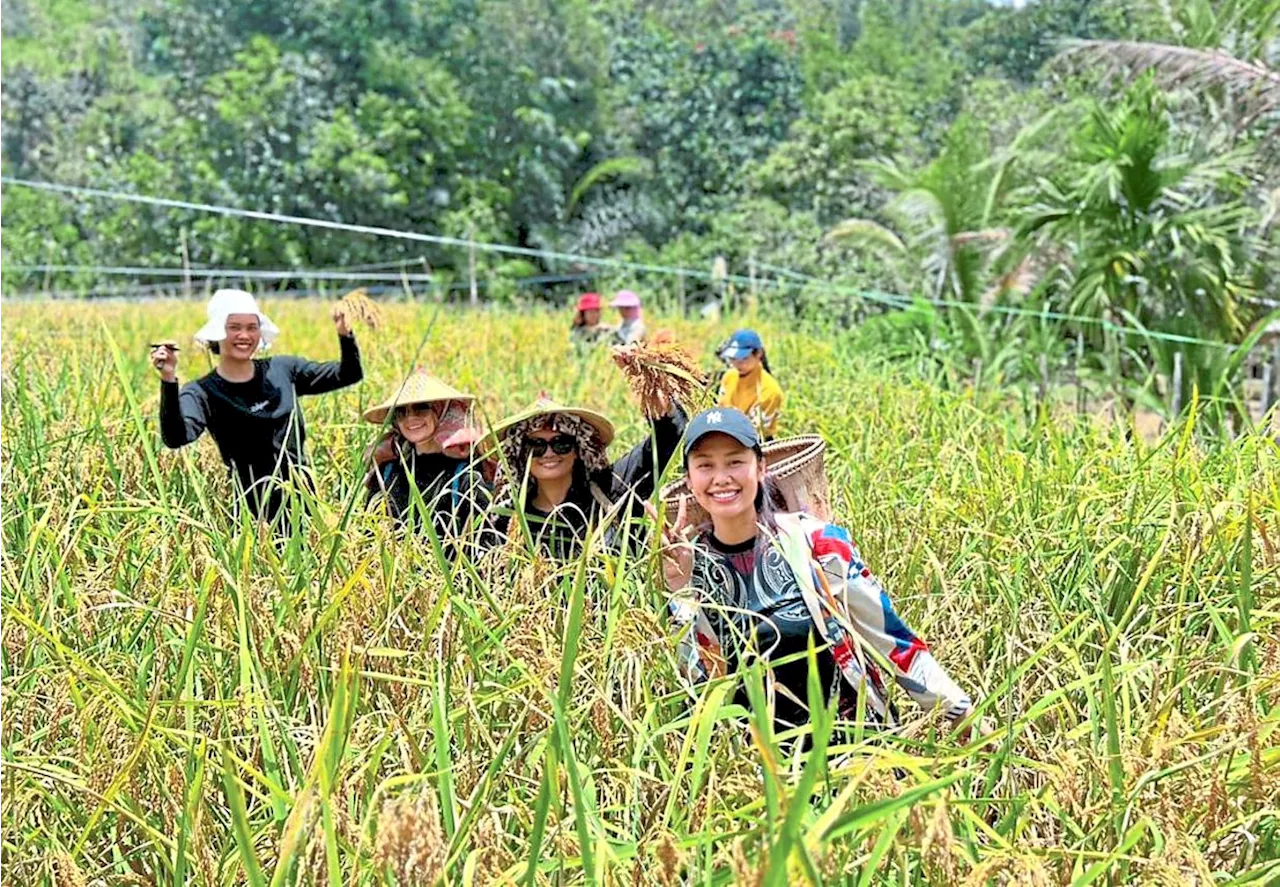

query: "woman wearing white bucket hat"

left=152, top=289, right=363, bottom=525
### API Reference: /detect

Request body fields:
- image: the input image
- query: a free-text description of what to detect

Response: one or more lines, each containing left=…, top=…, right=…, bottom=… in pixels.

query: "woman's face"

left=583, top=308, right=601, bottom=325
left=524, top=426, right=578, bottom=483
left=686, top=433, right=764, bottom=524
left=222, top=313, right=262, bottom=359
left=731, top=350, right=762, bottom=375
left=395, top=403, right=439, bottom=447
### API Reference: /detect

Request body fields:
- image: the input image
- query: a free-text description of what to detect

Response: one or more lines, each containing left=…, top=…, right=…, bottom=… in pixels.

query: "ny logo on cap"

left=706, top=411, right=723, bottom=424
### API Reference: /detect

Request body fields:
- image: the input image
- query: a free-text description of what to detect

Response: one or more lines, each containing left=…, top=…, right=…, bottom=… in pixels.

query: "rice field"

left=1, top=299, right=1277, bottom=885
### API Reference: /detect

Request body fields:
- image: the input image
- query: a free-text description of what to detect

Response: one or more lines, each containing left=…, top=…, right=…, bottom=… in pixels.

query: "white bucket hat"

left=194, top=289, right=280, bottom=348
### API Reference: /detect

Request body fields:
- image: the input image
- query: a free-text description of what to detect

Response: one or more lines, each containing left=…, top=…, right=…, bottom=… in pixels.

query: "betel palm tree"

left=823, top=112, right=1057, bottom=306
left=1021, top=79, right=1257, bottom=345
left=1054, top=0, right=1280, bottom=126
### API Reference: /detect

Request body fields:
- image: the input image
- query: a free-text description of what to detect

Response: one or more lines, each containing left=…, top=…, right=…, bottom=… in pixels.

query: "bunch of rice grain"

left=612, top=332, right=707, bottom=418
left=333, top=287, right=384, bottom=331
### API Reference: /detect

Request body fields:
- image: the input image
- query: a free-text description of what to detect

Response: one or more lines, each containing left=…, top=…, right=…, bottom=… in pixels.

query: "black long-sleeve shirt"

left=159, top=335, right=362, bottom=494
left=368, top=448, right=491, bottom=538
left=500, top=408, right=687, bottom=558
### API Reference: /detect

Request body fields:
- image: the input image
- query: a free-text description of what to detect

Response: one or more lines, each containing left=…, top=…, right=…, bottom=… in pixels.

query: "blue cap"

left=722, top=329, right=763, bottom=361
left=684, top=407, right=760, bottom=457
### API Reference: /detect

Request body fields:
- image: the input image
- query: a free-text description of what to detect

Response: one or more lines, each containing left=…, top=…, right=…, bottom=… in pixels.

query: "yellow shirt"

left=718, top=368, right=784, bottom=438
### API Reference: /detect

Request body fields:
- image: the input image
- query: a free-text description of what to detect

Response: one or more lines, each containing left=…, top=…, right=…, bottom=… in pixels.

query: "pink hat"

left=611, top=290, right=641, bottom=308
left=576, top=292, right=602, bottom=311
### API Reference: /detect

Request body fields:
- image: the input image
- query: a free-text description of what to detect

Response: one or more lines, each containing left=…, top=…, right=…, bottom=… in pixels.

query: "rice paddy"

left=2, top=300, right=1277, bottom=885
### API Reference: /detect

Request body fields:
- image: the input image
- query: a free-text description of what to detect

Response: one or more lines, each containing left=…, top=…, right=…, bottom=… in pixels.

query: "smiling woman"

left=151, top=289, right=363, bottom=527
left=661, top=407, right=977, bottom=735
left=489, top=391, right=686, bottom=559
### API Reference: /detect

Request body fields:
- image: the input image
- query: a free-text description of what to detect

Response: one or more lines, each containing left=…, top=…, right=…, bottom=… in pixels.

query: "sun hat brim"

left=363, top=372, right=477, bottom=424
left=490, top=398, right=615, bottom=450
left=193, top=289, right=281, bottom=347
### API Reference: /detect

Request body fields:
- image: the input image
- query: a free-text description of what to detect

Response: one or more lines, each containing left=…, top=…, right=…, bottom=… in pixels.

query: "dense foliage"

left=3, top=0, right=1279, bottom=425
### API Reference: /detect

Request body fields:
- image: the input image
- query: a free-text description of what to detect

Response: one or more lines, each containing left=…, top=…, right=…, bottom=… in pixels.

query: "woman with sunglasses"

left=489, top=393, right=686, bottom=559
left=364, top=369, right=490, bottom=539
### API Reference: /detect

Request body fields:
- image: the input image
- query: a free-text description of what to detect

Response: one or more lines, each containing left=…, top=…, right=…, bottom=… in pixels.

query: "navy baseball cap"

left=684, top=407, right=760, bottom=459
left=722, top=329, right=763, bottom=360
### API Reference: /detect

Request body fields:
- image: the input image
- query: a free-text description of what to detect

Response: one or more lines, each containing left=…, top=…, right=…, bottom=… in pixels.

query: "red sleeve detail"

left=888, top=637, right=930, bottom=672
left=809, top=528, right=855, bottom=563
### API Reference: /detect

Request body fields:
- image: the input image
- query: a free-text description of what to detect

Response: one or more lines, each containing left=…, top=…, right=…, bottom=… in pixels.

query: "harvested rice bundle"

left=612, top=332, right=707, bottom=418
left=333, top=288, right=384, bottom=332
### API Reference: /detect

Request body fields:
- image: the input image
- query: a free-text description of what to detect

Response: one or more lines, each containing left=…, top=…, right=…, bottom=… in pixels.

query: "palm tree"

left=1053, top=0, right=1280, bottom=126
left=1021, top=79, right=1257, bottom=343
left=824, top=112, right=1053, bottom=306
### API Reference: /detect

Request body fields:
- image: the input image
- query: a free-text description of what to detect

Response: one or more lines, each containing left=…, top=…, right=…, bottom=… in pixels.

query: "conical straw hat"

left=491, top=395, right=615, bottom=447
left=363, top=369, right=476, bottom=424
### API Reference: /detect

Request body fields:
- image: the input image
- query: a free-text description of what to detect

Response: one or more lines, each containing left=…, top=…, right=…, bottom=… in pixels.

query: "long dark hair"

left=521, top=456, right=594, bottom=512
left=756, top=348, right=772, bottom=374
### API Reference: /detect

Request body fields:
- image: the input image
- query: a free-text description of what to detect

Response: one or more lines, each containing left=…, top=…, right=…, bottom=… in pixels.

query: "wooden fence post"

left=1075, top=332, right=1085, bottom=414
left=180, top=229, right=192, bottom=300
left=1171, top=351, right=1184, bottom=419
left=468, top=227, right=478, bottom=307
left=1262, top=361, right=1274, bottom=420
left=1273, top=341, right=1280, bottom=407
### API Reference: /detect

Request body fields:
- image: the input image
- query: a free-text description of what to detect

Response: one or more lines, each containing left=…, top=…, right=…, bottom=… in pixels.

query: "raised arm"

left=809, top=522, right=973, bottom=721
left=159, top=381, right=209, bottom=449
left=290, top=333, right=363, bottom=395
left=607, top=406, right=688, bottom=500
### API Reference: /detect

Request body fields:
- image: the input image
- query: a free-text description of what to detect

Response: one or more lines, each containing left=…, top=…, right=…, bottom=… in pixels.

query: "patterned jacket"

left=672, top=512, right=972, bottom=724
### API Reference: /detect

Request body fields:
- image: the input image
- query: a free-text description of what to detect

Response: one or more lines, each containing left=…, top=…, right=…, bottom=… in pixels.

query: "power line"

left=1, top=176, right=1249, bottom=351
left=4, top=264, right=433, bottom=282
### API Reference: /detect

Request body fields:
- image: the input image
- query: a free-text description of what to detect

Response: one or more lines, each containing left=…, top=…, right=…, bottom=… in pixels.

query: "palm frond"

left=565, top=157, right=653, bottom=215
left=853, top=157, right=916, bottom=193
left=1258, top=186, right=1280, bottom=232
left=822, top=218, right=908, bottom=254
left=1054, top=38, right=1280, bottom=123
left=979, top=257, right=1038, bottom=310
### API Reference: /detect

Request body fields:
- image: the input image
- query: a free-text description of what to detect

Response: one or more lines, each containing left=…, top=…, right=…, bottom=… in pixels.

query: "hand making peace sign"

left=647, top=494, right=697, bottom=592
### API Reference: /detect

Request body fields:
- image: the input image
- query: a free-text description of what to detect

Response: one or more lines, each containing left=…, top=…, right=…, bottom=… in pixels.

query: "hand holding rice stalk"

left=332, top=288, right=384, bottom=334
left=612, top=331, right=708, bottom=418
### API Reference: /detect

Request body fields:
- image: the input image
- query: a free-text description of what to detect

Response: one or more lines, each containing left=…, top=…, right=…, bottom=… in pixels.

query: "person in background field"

left=489, top=390, right=685, bottom=559
left=569, top=292, right=608, bottom=348
left=717, top=329, right=783, bottom=439
left=363, top=369, right=490, bottom=538
left=151, top=289, right=363, bottom=526
left=657, top=408, right=979, bottom=736
left=610, top=290, right=646, bottom=345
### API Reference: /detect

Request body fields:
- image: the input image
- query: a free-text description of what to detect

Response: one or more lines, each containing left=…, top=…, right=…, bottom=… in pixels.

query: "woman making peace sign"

left=659, top=408, right=978, bottom=735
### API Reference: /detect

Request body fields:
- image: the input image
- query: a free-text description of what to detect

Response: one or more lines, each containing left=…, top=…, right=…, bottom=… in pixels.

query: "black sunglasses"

left=524, top=435, right=577, bottom=457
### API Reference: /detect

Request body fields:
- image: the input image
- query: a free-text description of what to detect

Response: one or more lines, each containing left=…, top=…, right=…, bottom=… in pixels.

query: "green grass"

left=1, top=300, right=1277, bottom=884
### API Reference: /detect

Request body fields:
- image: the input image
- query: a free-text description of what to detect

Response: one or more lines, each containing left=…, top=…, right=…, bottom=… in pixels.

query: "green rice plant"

left=0, top=300, right=1276, bottom=885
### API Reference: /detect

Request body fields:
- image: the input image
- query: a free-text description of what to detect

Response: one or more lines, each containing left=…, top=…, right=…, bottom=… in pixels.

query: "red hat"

left=576, top=292, right=602, bottom=311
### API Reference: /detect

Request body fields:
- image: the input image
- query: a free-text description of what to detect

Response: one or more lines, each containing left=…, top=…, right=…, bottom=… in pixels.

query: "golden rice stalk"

left=612, top=331, right=707, bottom=418
left=334, top=287, right=384, bottom=331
